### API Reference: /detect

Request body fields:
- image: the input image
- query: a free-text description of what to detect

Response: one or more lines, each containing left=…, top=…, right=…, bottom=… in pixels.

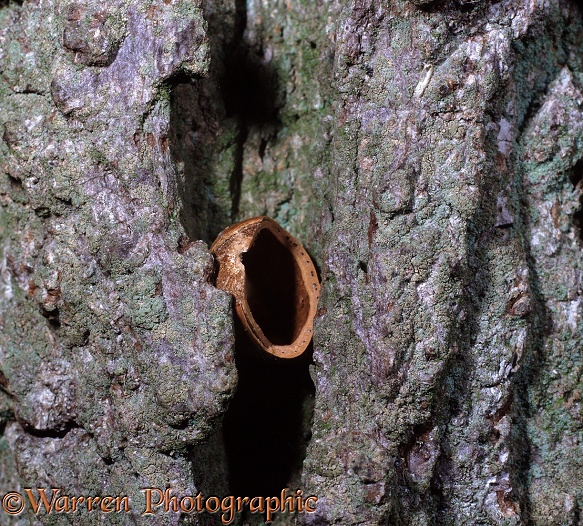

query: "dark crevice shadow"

left=40, top=305, right=61, bottom=329
left=169, top=0, right=310, bottom=516
left=168, top=76, right=230, bottom=245
left=219, top=226, right=315, bottom=514
left=229, top=125, right=247, bottom=222
left=569, top=158, right=583, bottom=241
left=222, top=34, right=282, bottom=222
left=20, top=421, right=82, bottom=439
left=168, top=0, right=282, bottom=243
left=0, top=0, right=24, bottom=7
left=222, top=328, right=315, bottom=501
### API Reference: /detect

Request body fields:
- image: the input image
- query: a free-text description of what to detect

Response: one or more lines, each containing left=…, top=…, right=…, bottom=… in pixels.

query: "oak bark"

left=1, top=0, right=583, bottom=525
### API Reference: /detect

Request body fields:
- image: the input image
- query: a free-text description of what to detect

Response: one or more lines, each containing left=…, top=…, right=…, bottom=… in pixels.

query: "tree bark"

left=1, top=0, right=583, bottom=525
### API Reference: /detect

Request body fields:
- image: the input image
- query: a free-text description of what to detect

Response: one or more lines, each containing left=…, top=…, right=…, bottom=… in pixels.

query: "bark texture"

left=1, top=0, right=583, bottom=525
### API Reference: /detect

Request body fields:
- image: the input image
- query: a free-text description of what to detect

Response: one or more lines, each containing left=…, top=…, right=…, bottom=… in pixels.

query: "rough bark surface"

left=1, top=0, right=582, bottom=525
left=0, top=1, right=236, bottom=524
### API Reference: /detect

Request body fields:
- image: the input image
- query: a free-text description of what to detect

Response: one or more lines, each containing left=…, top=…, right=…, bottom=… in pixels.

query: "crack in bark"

left=229, top=125, right=247, bottom=221
left=19, top=421, right=83, bottom=440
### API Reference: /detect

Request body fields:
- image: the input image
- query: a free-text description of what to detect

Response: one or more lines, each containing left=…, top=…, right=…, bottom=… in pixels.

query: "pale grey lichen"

left=1, top=2, right=235, bottom=525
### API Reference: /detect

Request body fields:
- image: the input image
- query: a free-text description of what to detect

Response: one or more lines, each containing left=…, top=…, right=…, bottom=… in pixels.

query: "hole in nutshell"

left=210, top=217, right=319, bottom=516
left=242, top=228, right=309, bottom=346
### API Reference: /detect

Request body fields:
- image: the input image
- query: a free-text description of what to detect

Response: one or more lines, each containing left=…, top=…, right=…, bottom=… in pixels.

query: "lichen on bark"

left=1, top=0, right=583, bottom=525
left=1, top=1, right=236, bottom=524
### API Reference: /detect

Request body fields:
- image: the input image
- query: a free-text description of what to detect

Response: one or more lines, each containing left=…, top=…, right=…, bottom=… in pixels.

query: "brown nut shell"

left=210, top=216, right=320, bottom=359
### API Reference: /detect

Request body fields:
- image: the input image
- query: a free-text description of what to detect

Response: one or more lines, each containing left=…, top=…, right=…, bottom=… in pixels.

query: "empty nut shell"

left=210, top=216, right=321, bottom=359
